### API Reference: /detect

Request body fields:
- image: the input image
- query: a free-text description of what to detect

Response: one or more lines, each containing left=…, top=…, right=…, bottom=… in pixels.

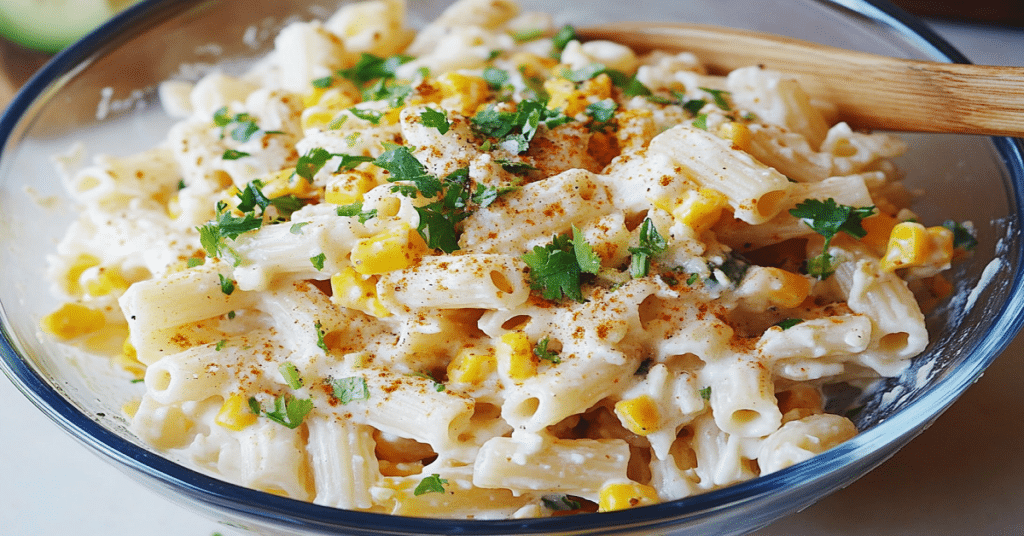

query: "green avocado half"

left=0, top=0, right=143, bottom=53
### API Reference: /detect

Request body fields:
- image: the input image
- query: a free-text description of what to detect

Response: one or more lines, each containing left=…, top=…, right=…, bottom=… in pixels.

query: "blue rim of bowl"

left=2, top=0, right=1024, bottom=534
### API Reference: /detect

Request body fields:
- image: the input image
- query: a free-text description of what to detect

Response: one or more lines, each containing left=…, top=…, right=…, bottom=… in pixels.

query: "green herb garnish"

left=789, top=198, right=875, bottom=279
left=522, top=226, right=601, bottom=302
left=629, top=218, right=667, bottom=278
left=249, top=395, right=313, bottom=429
left=329, top=376, right=370, bottom=405
left=413, top=474, right=449, bottom=496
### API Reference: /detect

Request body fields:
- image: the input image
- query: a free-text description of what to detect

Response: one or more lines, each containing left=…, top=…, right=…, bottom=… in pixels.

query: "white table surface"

left=2, top=19, right=1022, bottom=536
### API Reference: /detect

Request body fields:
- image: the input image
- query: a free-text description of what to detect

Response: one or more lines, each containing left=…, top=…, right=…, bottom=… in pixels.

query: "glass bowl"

left=2, top=0, right=1022, bottom=534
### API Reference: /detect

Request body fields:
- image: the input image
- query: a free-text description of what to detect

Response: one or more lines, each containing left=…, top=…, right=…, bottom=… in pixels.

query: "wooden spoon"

left=578, top=23, right=1024, bottom=138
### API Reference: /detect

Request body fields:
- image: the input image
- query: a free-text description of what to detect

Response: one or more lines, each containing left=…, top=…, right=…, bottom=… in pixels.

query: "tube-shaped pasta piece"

left=237, top=420, right=314, bottom=500
left=231, top=211, right=367, bottom=291
left=689, top=413, right=761, bottom=488
left=458, top=168, right=615, bottom=253
left=119, top=260, right=253, bottom=333
left=374, top=467, right=534, bottom=518
left=144, top=340, right=246, bottom=405
left=377, top=254, right=531, bottom=312
left=473, top=435, right=631, bottom=500
left=726, top=66, right=830, bottom=149
left=757, top=413, right=857, bottom=474
left=757, top=314, right=872, bottom=362
left=306, top=417, right=380, bottom=510
left=707, top=358, right=781, bottom=438
left=832, top=256, right=928, bottom=364
left=715, top=174, right=873, bottom=251
left=339, top=367, right=475, bottom=456
left=647, top=124, right=791, bottom=225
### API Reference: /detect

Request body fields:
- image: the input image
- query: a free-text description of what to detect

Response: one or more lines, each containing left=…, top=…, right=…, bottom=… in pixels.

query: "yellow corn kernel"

left=215, top=394, right=258, bottom=431
left=167, top=194, right=182, bottom=220
left=761, top=266, right=812, bottom=308
left=671, top=188, right=729, bottom=234
left=260, top=168, right=319, bottom=199
left=598, top=481, right=660, bottom=512
left=510, top=52, right=558, bottom=81
left=436, top=72, right=491, bottom=116
left=121, top=399, right=140, bottom=419
left=301, top=108, right=340, bottom=130
left=65, top=253, right=101, bottom=296
left=447, top=347, right=497, bottom=385
left=330, top=267, right=391, bottom=318
left=860, top=212, right=899, bottom=254
left=880, top=221, right=937, bottom=272
left=40, top=303, right=106, bottom=340
left=116, top=336, right=146, bottom=379
left=325, top=170, right=377, bottom=205
left=716, top=121, right=752, bottom=151
left=614, top=395, right=661, bottom=436
left=543, top=78, right=588, bottom=117
left=350, top=223, right=428, bottom=275
left=84, top=267, right=130, bottom=297
left=496, top=331, right=537, bottom=382
left=303, top=85, right=331, bottom=109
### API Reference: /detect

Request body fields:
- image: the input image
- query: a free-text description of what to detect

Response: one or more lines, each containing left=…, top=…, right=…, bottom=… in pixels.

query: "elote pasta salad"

left=42, top=0, right=974, bottom=518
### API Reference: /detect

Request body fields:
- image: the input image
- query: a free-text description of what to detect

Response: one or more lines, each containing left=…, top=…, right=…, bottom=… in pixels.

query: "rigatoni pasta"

left=41, top=0, right=973, bottom=519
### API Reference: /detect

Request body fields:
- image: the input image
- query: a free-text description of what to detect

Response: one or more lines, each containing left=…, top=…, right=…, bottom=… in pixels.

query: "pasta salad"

left=41, top=0, right=974, bottom=518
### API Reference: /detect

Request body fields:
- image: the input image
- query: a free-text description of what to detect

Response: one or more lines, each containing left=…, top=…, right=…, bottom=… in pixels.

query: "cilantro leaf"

left=279, top=362, right=303, bottom=389
left=249, top=395, right=313, bottom=429
left=222, top=149, right=250, bottom=160
left=572, top=225, right=602, bottom=274
left=349, top=107, right=383, bottom=125
left=413, top=474, right=448, bottom=496
left=482, top=66, right=510, bottom=89
left=606, top=69, right=651, bottom=97
left=542, top=494, right=581, bottom=511
left=789, top=198, right=875, bottom=279
left=534, top=337, right=561, bottom=364
left=329, top=376, right=370, bottom=405
left=629, top=218, right=668, bottom=278
left=523, top=231, right=599, bottom=302
left=699, top=87, right=731, bottom=110
left=218, top=273, right=236, bottom=295
left=375, top=146, right=444, bottom=198
left=471, top=100, right=570, bottom=155
left=295, top=147, right=334, bottom=181
left=336, top=202, right=378, bottom=224
left=942, top=219, right=978, bottom=251
left=420, top=108, right=450, bottom=134
left=585, top=99, right=617, bottom=132
left=776, top=318, right=804, bottom=330
left=551, top=24, right=578, bottom=51
left=197, top=205, right=262, bottom=265
left=310, top=252, right=326, bottom=271
left=337, top=53, right=412, bottom=86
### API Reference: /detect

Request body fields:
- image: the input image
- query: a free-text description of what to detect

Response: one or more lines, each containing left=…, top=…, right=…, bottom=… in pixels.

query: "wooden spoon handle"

left=579, top=23, right=1024, bottom=137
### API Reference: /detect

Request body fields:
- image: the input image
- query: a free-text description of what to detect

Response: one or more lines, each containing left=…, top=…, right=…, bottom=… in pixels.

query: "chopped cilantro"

left=789, top=198, right=875, bottom=279
left=314, top=321, right=329, bottom=352
left=585, top=98, right=618, bottom=132
left=279, top=362, right=303, bottom=389
left=708, top=252, right=751, bottom=287
left=310, top=252, right=326, bottom=271
left=682, top=98, right=707, bottom=116
left=699, top=87, right=731, bottom=110
left=335, top=202, right=378, bottom=224
left=692, top=113, right=709, bottom=130
left=212, top=107, right=271, bottom=143
left=482, top=66, right=510, bottom=89
left=329, top=376, right=370, bottom=405
left=413, top=474, right=448, bottom=496
left=218, top=273, right=236, bottom=295
left=249, top=395, right=313, bottom=429
left=222, top=149, right=250, bottom=160
left=561, top=63, right=607, bottom=83
left=534, top=336, right=561, bottom=364
left=290, top=222, right=309, bottom=234
left=349, top=107, right=383, bottom=125
left=522, top=228, right=600, bottom=302
left=186, top=257, right=205, bottom=268
left=605, top=69, right=652, bottom=97
left=942, top=220, right=978, bottom=251
left=374, top=145, right=444, bottom=198
left=495, top=159, right=538, bottom=175
left=776, top=318, right=804, bottom=330
left=511, top=28, right=544, bottom=42
left=311, top=75, right=334, bottom=89
left=215, top=339, right=226, bottom=351
left=420, top=107, right=450, bottom=134
left=197, top=203, right=262, bottom=266
left=336, top=52, right=412, bottom=87
left=295, top=147, right=334, bottom=181
left=551, top=24, right=578, bottom=52
left=471, top=99, right=570, bottom=154
left=542, top=494, right=581, bottom=511
left=699, top=386, right=712, bottom=400
left=629, top=218, right=668, bottom=278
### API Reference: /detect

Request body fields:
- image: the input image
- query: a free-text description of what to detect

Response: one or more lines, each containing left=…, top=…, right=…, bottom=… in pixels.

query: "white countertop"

left=2, top=19, right=1022, bottom=536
